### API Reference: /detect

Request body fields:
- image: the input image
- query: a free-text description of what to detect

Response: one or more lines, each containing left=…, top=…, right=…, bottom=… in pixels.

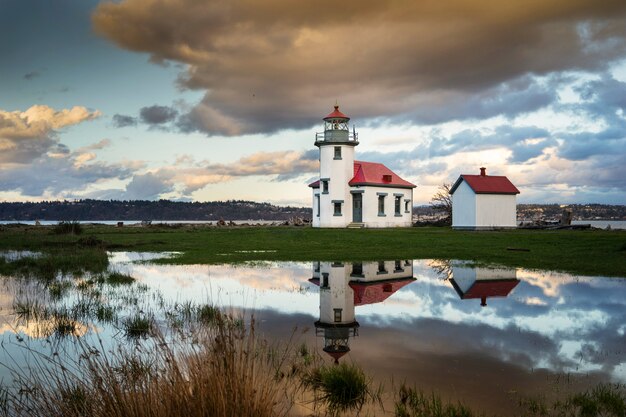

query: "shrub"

left=304, top=362, right=377, bottom=416
left=52, top=221, right=83, bottom=235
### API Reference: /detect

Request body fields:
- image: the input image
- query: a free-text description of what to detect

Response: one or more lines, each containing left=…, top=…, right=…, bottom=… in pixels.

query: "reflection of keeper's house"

left=309, top=261, right=415, bottom=363
left=448, top=262, right=519, bottom=307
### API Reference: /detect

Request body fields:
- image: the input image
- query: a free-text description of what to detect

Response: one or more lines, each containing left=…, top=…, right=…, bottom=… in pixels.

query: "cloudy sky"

left=1, top=0, right=625, bottom=205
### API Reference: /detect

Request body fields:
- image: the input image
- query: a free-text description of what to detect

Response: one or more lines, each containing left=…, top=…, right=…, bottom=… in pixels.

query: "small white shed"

left=450, top=167, right=520, bottom=230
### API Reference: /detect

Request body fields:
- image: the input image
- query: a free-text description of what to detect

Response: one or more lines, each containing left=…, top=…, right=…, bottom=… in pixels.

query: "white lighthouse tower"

left=313, top=105, right=358, bottom=228
left=313, top=262, right=359, bottom=363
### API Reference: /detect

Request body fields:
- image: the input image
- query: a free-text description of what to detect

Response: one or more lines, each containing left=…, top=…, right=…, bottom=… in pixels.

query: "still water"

left=1, top=253, right=625, bottom=414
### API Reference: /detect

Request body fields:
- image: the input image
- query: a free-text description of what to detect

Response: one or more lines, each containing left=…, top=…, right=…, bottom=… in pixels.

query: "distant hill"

left=0, top=199, right=312, bottom=221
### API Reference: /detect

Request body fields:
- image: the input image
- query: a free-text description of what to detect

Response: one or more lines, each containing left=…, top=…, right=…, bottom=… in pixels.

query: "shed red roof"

left=450, top=174, right=519, bottom=195
left=449, top=279, right=520, bottom=303
left=349, top=161, right=416, bottom=188
left=323, top=105, right=349, bottom=120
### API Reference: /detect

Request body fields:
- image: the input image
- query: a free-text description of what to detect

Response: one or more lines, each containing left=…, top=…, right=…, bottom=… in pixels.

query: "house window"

left=321, top=273, right=329, bottom=289
left=322, top=180, right=329, bottom=194
left=314, top=262, right=320, bottom=273
left=332, top=200, right=343, bottom=216
left=334, top=308, right=342, bottom=322
left=377, top=261, right=387, bottom=274
left=395, top=196, right=402, bottom=216
left=394, top=260, right=403, bottom=272
left=378, top=195, right=386, bottom=216
left=315, top=195, right=320, bottom=217
left=351, top=262, right=363, bottom=276
left=334, top=146, right=342, bottom=160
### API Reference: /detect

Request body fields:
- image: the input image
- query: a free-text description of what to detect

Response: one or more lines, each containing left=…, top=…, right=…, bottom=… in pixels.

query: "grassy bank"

left=0, top=224, right=624, bottom=277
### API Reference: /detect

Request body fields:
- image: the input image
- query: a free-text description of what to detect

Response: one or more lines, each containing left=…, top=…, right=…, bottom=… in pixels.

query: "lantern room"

left=315, top=105, right=358, bottom=146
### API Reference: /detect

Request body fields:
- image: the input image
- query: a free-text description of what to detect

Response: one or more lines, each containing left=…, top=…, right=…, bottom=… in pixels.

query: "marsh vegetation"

left=0, top=251, right=625, bottom=416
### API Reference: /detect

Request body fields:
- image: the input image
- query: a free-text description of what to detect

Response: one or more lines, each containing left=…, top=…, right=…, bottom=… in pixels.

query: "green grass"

left=106, top=272, right=135, bottom=286
left=303, top=362, right=378, bottom=416
left=0, top=225, right=624, bottom=276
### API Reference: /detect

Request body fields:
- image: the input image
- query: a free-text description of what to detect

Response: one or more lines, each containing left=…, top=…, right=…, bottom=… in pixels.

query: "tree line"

left=0, top=199, right=312, bottom=221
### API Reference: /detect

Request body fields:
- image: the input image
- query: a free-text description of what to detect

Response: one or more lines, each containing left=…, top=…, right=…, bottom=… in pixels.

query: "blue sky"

left=1, top=0, right=625, bottom=205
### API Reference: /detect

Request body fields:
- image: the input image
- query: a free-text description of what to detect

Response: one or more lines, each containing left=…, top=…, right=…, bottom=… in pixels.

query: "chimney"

left=480, top=167, right=486, bottom=176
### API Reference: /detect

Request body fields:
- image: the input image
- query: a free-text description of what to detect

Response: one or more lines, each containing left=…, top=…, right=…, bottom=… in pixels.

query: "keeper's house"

left=450, top=167, right=520, bottom=230
left=308, top=106, right=416, bottom=228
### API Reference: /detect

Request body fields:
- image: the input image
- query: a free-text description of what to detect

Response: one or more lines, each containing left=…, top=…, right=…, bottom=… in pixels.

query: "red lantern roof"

left=323, top=105, right=349, bottom=120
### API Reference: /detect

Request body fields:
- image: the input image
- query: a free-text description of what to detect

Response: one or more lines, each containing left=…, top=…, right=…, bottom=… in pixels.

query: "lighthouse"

left=309, top=105, right=416, bottom=228
left=310, top=261, right=417, bottom=364
left=312, top=105, right=359, bottom=228
left=312, top=262, right=360, bottom=363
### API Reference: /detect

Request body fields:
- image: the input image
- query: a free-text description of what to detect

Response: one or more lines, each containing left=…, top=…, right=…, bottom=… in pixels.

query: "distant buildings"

left=309, top=105, right=416, bottom=228
left=450, top=167, right=520, bottom=229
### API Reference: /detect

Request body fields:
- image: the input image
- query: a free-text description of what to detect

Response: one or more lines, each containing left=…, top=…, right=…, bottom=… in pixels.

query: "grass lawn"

left=1, top=224, right=624, bottom=277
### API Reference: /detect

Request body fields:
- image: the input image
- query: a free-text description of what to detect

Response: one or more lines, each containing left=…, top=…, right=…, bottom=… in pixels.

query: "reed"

left=4, top=319, right=298, bottom=417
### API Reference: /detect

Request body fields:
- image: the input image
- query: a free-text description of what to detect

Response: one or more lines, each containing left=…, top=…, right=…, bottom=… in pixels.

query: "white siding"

left=475, top=194, right=517, bottom=228
left=355, top=186, right=412, bottom=227
left=318, top=262, right=355, bottom=324
left=452, top=180, right=517, bottom=229
left=451, top=181, right=476, bottom=228
left=318, top=145, right=355, bottom=227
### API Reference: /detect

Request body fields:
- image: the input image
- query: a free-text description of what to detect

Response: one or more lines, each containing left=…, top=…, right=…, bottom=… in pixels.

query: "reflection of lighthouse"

left=449, top=262, right=519, bottom=307
left=310, top=261, right=415, bottom=363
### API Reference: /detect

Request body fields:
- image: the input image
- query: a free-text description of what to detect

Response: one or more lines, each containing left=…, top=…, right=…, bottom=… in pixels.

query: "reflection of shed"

left=449, top=264, right=519, bottom=307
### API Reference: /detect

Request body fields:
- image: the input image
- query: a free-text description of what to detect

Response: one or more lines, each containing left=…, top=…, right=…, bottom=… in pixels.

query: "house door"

left=352, top=193, right=362, bottom=222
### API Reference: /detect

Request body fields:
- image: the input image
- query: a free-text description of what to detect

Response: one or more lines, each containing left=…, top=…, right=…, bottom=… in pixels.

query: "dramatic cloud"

left=0, top=105, right=100, bottom=164
left=0, top=149, right=135, bottom=196
left=107, top=150, right=320, bottom=200
left=93, top=0, right=626, bottom=135
left=112, top=113, right=138, bottom=127
left=139, top=105, right=178, bottom=125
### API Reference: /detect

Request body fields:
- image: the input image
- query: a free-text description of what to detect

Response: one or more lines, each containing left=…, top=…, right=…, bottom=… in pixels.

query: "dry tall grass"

left=4, top=315, right=299, bottom=417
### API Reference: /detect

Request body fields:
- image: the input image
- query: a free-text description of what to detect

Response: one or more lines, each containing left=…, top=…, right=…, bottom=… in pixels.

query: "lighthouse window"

left=334, top=146, right=342, bottom=160
left=321, top=273, right=329, bottom=289
left=334, top=308, right=342, bottom=323
left=322, top=180, right=329, bottom=194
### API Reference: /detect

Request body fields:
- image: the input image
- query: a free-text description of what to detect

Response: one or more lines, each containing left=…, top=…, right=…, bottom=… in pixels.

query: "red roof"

left=309, top=277, right=415, bottom=306
left=450, top=174, right=519, bottom=195
left=323, top=105, right=349, bottom=120
left=450, top=279, right=520, bottom=302
left=349, top=278, right=415, bottom=306
left=349, top=161, right=416, bottom=188
left=309, top=179, right=320, bottom=188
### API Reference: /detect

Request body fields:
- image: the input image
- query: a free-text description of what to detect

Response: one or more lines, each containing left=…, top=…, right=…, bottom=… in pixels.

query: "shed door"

left=352, top=194, right=362, bottom=223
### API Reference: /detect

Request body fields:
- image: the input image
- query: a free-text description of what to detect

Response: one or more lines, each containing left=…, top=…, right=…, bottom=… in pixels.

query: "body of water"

left=3, top=219, right=625, bottom=228
left=0, top=219, right=279, bottom=226
left=0, top=254, right=625, bottom=414
left=571, top=220, right=626, bottom=229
